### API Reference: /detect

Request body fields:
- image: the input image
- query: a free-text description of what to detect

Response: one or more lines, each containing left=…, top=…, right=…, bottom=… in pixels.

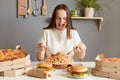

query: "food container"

left=0, top=66, right=33, bottom=77
left=95, top=60, right=120, bottom=73
left=0, top=45, right=33, bottom=76
left=92, top=68, right=120, bottom=79
left=91, top=54, right=120, bottom=79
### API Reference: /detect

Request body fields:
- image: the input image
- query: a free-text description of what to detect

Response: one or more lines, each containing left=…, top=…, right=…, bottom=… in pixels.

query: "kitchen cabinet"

left=71, top=17, right=103, bottom=31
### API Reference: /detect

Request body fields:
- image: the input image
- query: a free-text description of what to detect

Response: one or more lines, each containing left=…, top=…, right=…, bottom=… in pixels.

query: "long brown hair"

left=43, top=4, right=75, bottom=39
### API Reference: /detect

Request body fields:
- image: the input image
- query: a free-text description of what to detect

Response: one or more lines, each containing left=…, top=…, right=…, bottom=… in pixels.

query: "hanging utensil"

left=33, top=0, right=40, bottom=16
left=27, top=0, right=33, bottom=15
left=18, top=0, right=27, bottom=18
left=42, top=0, right=47, bottom=15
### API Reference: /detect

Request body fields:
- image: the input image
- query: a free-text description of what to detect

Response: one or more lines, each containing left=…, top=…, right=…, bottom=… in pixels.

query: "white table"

left=0, top=62, right=115, bottom=80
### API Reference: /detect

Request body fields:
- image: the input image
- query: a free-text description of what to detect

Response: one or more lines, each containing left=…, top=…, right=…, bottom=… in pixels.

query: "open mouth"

left=58, top=24, right=65, bottom=27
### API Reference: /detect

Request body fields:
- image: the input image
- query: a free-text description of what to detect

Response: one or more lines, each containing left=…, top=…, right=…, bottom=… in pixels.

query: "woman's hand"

left=36, top=43, right=46, bottom=61
left=74, top=42, right=87, bottom=60
left=46, top=54, right=55, bottom=59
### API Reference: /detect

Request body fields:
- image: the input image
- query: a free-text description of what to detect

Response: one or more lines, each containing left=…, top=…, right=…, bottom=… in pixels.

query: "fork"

left=67, top=49, right=74, bottom=55
left=67, top=43, right=81, bottom=55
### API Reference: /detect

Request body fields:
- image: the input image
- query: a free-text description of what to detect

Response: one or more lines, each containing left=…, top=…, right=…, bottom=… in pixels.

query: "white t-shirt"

left=38, top=28, right=81, bottom=55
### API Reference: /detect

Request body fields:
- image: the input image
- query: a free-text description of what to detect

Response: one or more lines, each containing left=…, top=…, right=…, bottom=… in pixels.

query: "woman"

left=36, top=4, right=86, bottom=61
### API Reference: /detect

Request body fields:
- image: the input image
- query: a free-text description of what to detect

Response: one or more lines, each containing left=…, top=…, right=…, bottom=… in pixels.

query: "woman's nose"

left=59, top=18, right=64, bottom=24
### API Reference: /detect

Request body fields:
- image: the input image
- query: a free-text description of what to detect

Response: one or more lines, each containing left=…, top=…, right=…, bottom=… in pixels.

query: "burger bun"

left=37, top=62, right=54, bottom=71
left=53, top=64, right=69, bottom=69
left=67, top=64, right=88, bottom=72
left=67, top=64, right=89, bottom=78
left=37, top=62, right=52, bottom=68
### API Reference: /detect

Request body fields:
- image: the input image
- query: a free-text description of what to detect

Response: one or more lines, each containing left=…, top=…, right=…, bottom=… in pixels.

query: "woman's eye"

left=56, top=17, right=60, bottom=20
left=56, top=17, right=66, bottom=20
left=63, top=17, right=66, bottom=20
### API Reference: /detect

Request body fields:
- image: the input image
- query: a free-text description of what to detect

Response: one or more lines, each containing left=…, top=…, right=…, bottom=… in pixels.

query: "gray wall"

left=0, top=0, right=120, bottom=61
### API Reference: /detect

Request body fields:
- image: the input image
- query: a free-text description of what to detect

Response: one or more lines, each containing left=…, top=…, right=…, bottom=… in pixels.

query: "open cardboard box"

left=95, top=60, right=120, bottom=67
left=92, top=68, right=120, bottom=79
left=91, top=54, right=120, bottom=79
left=95, top=54, right=120, bottom=73
left=95, top=60, right=120, bottom=73
left=0, top=66, right=33, bottom=77
left=0, top=45, right=33, bottom=76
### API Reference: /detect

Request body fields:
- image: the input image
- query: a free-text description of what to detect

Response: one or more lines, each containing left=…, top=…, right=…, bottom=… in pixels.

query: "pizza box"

left=0, top=65, right=12, bottom=72
left=95, top=60, right=120, bottom=67
left=0, top=65, right=33, bottom=77
left=0, top=59, right=32, bottom=71
left=95, top=65, right=120, bottom=73
left=0, top=61, right=12, bottom=67
left=95, top=54, right=120, bottom=67
left=92, top=68, right=120, bottom=79
left=95, top=54, right=120, bottom=73
left=0, top=45, right=32, bottom=72
left=12, top=59, right=32, bottom=69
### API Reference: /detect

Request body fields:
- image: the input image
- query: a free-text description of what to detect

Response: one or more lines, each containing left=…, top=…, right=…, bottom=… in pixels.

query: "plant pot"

left=84, top=8, right=94, bottom=17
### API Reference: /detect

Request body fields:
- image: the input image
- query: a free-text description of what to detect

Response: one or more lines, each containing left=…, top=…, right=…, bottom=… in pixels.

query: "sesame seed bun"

left=67, top=64, right=89, bottom=78
left=37, top=62, right=52, bottom=67
left=67, top=64, right=88, bottom=72
left=37, top=62, right=54, bottom=70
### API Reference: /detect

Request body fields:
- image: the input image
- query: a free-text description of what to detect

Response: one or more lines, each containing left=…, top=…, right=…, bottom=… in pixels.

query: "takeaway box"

left=0, top=66, right=33, bottom=77
left=91, top=54, right=120, bottom=79
left=0, top=45, right=33, bottom=76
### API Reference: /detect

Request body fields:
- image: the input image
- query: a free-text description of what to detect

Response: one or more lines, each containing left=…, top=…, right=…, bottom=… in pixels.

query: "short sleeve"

left=38, top=30, right=47, bottom=47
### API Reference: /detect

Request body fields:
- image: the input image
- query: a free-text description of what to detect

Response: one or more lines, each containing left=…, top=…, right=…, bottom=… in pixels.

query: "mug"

left=71, top=9, right=79, bottom=17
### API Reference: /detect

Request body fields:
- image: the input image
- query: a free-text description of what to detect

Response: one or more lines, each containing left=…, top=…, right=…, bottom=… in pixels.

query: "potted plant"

left=77, top=0, right=103, bottom=17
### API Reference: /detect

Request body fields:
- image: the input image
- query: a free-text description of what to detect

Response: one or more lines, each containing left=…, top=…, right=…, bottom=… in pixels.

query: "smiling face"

left=55, top=9, right=67, bottom=31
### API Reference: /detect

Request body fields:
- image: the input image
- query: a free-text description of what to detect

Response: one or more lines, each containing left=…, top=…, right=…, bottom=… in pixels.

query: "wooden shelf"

left=71, top=17, right=103, bottom=31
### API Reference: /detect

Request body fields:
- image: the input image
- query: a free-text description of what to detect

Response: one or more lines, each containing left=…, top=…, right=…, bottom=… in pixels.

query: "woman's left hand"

left=74, top=42, right=86, bottom=52
left=74, top=42, right=87, bottom=60
left=79, top=42, right=87, bottom=51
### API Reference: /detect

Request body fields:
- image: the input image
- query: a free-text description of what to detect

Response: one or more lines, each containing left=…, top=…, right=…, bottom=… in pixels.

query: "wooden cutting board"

left=18, top=0, right=27, bottom=18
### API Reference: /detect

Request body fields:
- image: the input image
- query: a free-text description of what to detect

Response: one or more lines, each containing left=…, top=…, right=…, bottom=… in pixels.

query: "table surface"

left=0, top=62, right=115, bottom=80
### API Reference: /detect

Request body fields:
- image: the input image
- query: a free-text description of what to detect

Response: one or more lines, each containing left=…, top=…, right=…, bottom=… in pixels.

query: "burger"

left=37, top=62, right=54, bottom=71
left=52, top=63, right=70, bottom=69
left=67, top=64, right=88, bottom=78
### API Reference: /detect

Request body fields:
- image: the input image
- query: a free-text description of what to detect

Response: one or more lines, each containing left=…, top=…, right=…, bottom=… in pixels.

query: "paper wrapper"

left=27, top=68, right=51, bottom=79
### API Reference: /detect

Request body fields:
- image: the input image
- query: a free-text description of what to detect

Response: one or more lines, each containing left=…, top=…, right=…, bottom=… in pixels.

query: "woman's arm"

left=36, top=43, right=46, bottom=61
left=74, top=42, right=87, bottom=60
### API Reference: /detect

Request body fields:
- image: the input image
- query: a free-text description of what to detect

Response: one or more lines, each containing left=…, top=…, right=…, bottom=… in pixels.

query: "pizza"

left=101, top=58, right=120, bottom=62
left=0, top=49, right=25, bottom=62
